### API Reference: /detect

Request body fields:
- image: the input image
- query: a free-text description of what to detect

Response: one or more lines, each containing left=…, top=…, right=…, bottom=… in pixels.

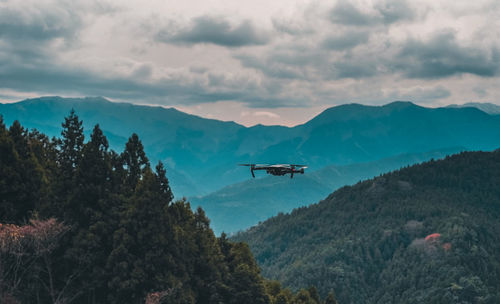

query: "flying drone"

left=239, top=164, right=308, bottom=179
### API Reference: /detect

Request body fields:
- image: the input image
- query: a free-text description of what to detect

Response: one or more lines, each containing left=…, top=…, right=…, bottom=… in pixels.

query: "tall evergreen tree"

left=122, top=133, right=149, bottom=190
left=59, top=109, right=85, bottom=176
left=68, top=124, right=115, bottom=301
left=0, top=116, right=19, bottom=222
left=0, top=121, right=43, bottom=223
left=107, top=168, right=174, bottom=304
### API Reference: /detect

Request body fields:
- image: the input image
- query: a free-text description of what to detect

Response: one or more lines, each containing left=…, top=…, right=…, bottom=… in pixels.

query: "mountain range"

left=2, top=97, right=500, bottom=199
left=233, top=149, right=500, bottom=303
left=447, top=102, right=500, bottom=115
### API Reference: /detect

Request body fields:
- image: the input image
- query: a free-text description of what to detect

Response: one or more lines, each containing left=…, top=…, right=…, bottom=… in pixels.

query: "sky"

left=0, top=0, right=499, bottom=126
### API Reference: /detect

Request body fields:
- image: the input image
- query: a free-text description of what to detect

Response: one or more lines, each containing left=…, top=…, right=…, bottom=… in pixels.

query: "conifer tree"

left=108, top=168, right=174, bottom=304
left=0, top=121, right=42, bottom=223
left=0, top=116, right=19, bottom=222
left=122, top=133, right=149, bottom=190
left=69, top=124, right=115, bottom=300
left=59, top=109, right=84, bottom=176
left=155, top=161, right=173, bottom=203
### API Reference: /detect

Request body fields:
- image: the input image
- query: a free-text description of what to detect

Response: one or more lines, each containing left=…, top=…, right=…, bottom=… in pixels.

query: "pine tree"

left=69, top=124, right=115, bottom=301
left=0, top=116, right=19, bottom=222
left=155, top=161, right=173, bottom=203
left=122, top=133, right=149, bottom=190
left=108, top=169, right=174, bottom=304
left=0, top=121, right=43, bottom=223
left=59, top=109, right=84, bottom=176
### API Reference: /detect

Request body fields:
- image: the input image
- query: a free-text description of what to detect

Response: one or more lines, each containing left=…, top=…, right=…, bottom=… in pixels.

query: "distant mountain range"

left=233, top=150, right=500, bottom=303
left=191, top=147, right=465, bottom=233
left=447, top=102, right=500, bottom=114
left=2, top=97, right=500, bottom=200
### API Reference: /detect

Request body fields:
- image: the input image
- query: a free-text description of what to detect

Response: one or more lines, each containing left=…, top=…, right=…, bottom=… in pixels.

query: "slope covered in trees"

left=191, top=148, right=463, bottom=233
left=0, top=113, right=337, bottom=304
left=234, top=150, right=500, bottom=303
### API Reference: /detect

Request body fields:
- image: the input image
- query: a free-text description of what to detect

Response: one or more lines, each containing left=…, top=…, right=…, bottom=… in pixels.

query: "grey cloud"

left=394, top=32, right=500, bottom=79
left=332, top=60, right=378, bottom=78
left=388, top=86, right=451, bottom=104
left=235, top=54, right=306, bottom=79
left=272, top=18, right=314, bottom=36
left=322, top=31, right=370, bottom=50
left=330, top=0, right=414, bottom=26
left=473, top=87, right=488, bottom=98
left=236, top=49, right=379, bottom=81
left=374, top=0, right=415, bottom=24
left=330, top=1, right=378, bottom=26
left=0, top=48, right=299, bottom=108
left=157, top=16, right=269, bottom=47
left=0, top=3, right=82, bottom=42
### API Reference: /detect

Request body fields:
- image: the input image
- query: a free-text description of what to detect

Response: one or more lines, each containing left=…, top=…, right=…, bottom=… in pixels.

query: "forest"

left=234, top=149, right=500, bottom=303
left=0, top=112, right=338, bottom=304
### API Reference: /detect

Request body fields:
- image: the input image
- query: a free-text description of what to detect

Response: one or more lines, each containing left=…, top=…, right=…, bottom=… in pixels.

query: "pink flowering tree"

left=0, top=219, right=68, bottom=303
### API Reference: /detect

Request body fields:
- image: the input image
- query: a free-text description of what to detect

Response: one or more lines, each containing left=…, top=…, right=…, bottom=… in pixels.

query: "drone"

left=239, top=164, right=308, bottom=179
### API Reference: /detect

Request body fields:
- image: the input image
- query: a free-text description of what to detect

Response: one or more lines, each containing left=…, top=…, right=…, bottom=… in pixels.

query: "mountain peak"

left=383, top=100, right=418, bottom=108
left=305, top=101, right=420, bottom=126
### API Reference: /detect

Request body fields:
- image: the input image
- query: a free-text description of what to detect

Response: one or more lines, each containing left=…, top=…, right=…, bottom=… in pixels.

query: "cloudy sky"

left=1, top=0, right=499, bottom=126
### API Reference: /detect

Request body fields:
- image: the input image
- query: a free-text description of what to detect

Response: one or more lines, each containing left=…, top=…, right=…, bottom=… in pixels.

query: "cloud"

left=254, top=111, right=280, bottom=118
left=374, top=0, right=415, bottom=24
left=330, top=1, right=378, bottom=26
left=156, top=16, right=270, bottom=47
left=387, top=86, right=451, bottom=103
left=329, top=0, right=415, bottom=26
left=2, top=0, right=500, bottom=117
left=0, top=2, right=82, bottom=42
left=394, top=31, right=500, bottom=79
left=332, top=60, right=378, bottom=78
left=322, top=31, right=370, bottom=50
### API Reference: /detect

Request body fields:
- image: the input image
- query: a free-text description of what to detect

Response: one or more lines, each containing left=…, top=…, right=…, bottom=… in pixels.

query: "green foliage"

left=0, top=113, right=323, bottom=304
left=234, top=150, right=500, bottom=303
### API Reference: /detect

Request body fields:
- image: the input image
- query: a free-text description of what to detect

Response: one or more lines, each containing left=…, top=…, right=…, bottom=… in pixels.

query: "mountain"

left=191, top=147, right=465, bottom=234
left=233, top=150, right=500, bottom=303
left=3, top=97, right=500, bottom=198
left=447, top=102, right=500, bottom=115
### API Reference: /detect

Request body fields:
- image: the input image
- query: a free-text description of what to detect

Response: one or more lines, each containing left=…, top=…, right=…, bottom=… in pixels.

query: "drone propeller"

left=290, top=164, right=307, bottom=167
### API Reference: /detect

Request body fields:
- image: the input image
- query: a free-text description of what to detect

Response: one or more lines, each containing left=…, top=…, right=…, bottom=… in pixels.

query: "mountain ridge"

left=2, top=96, right=500, bottom=200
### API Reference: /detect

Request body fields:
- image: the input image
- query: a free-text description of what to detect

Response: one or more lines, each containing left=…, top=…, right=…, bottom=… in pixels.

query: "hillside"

left=233, top=150, right=500, bottom=303
left=3, top=97, right=500, bottom=198
left=191, top=147, right=464, bottom=234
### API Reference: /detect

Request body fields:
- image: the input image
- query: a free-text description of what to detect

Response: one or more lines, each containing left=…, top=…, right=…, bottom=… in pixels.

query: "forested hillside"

left=0, top=113, right=336, bottom=304
left=192, top=148, right=463, bottom=234
left=234, top=150, right=500, bottom=303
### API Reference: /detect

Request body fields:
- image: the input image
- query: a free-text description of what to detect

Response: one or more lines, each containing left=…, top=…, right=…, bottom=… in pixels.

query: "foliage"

left=0, top=114, right=330, bottom=303
left=234, top=150, right=500, bottom=303
left=0, top=219, right=69, bottom=303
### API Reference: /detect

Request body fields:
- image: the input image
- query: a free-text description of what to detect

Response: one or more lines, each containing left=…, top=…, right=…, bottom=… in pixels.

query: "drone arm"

left=251, top=168, right=255, bottom=178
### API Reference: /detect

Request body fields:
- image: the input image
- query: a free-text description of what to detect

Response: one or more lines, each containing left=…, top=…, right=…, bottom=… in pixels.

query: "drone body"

left=239, top=164, right=307, bottom=178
